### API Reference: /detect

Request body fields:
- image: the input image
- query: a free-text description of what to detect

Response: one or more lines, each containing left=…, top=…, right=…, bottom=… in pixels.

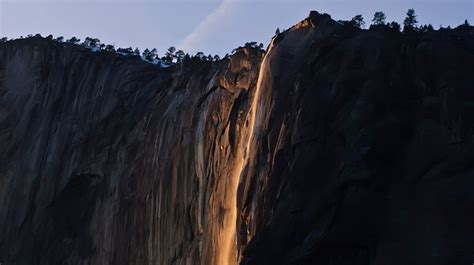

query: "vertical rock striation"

left=0, top=38, right=264, bottom=265
left=1, top=10, right=474, bottom=265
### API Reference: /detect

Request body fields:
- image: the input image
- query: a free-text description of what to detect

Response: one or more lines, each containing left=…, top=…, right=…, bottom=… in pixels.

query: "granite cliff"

left=1, top=11, right=473, bottom=265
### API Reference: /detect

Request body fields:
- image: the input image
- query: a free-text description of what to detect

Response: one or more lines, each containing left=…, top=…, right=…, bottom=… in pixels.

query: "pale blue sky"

left=1, top=0, right=473, bottom=56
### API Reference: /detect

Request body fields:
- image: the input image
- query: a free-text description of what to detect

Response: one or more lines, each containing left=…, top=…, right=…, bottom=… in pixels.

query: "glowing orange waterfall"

left=216, top=43, right=273, bottom=265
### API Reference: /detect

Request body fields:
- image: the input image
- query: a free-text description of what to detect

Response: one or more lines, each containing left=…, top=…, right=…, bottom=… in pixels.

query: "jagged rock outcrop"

left=1, top=10, right=473, bottom=265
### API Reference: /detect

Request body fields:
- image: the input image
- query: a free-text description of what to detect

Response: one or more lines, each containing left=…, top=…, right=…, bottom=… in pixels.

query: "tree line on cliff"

left=344, top=9, right=470, bottom=32
left=1, top=8, right=470, bottom=67
left=274, top=9, right=470, bottom=37
left=0, top=35, right=264, bottom=67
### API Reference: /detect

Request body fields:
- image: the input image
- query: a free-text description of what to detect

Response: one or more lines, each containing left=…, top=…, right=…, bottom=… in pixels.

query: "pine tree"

left=150, top=48, right=158, bottom=60
left=372, top=11, right=386, bottom=26
left=142, top=48, right=153, bottom=61
left=275, top=27, right=281, bottom=35
left=175, top=50, right=185, bottom=63
left=167, top=46, right=176, bottom=54
left=82, top=37, right=101, bottom=48
left=134, top=48, right=140, bottom=56
left=351, top=15, right=365, bottom=29
left=165, top=46, right=176, bottom=63
left=403, top=9, right=418, bottom=31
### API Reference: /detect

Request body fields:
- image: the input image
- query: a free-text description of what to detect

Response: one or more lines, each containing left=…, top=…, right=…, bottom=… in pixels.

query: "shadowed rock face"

left=0, top=38, right=264, bottom=265
left=239, top=11, right=474, bottom=265
left=1, top=11, right=474, bottom=265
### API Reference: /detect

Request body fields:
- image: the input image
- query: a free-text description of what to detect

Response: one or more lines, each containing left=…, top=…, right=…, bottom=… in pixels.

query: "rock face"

left=0, top=38, right=264, bottom=265
left=1, top=11, right=474, bottom=265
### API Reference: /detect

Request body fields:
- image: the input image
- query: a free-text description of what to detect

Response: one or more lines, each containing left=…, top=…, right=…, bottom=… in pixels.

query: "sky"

left=0, top=0, right=473, bottom=56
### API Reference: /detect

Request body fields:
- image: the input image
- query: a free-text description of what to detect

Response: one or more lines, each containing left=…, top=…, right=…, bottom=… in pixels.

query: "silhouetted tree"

left=372, top=11, right=386, bottom=25
left=117, top=47, right=133, bottom=55
left=55, top=36, right=64, bottom=42
left=183, top=53, right=191, bottom=62
left=67, top=37, right=80, bottom=44
left=351, top=15, right=365, bottom=28
left=164, top=46, right=176, bottom=63
left=46, top=34, right=54, bottom=40
left=168, top=46, right=176, bottom=54
left=175, top=50, right=185, bottom=63
left=213, top=55, right=220, bottom=61
left=275, top=27, right=281, bottom=35
left=419, top=24, right=434, bottom=32
left=150, top=48, right=158, bottom=59
left=403, top=9, right=418, bottom=31
left=34, top=34, right=42, bottom=38
left=133, top=48, right=140, bottom=56
left=142, top=48, right=153, bottom=61
left=0, top=37, right=7, bottom=42
left=83, top=37, right=91, bottom=46
left=245, top=42, right=258, bottom=48
left=389, top=21, right=401, bottom=31
left=457, top=19, right=471, bottom=30
left=105, top=44, right=115, bottom=51
left=259, top=43, right=264, bottom=49
left=195, top=52, right=205, bottom=60
left=83, top=37, right=101, bottom=48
